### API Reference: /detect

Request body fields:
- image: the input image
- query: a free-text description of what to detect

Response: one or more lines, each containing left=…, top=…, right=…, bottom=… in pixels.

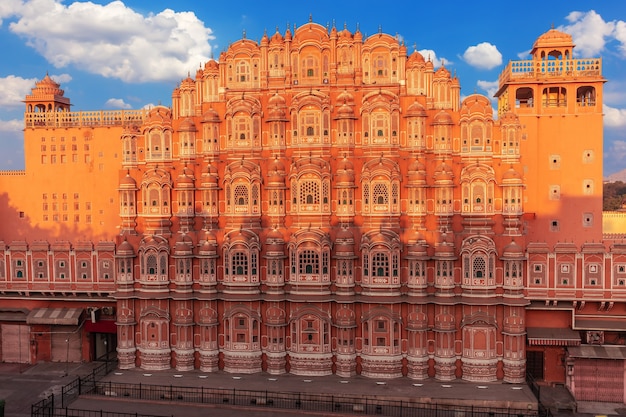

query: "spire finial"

left=309, top=14, right=313, bottom=23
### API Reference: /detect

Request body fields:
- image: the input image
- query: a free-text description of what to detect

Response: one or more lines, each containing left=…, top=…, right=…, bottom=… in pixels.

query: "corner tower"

left=24, top=74, right=71, bottom=113
left=495, top=29, right=605, bottom=244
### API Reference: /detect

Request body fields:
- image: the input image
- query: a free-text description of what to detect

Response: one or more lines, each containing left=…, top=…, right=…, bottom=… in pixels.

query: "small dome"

left=173, top=234, right=193, bottom=256
left=201, top=163, right=219, bottom=186
left=270, top=28, right=284, bottom=44
left=265, top=306, right=286, bottom=325
left=407, top=159, right=426, bottom=183
left=33, top=74, right=64, bottom=96
left=406, top=311, right=428, bottom=331
left=434, top=161, right=454, bottom=182
left=336, top=158, right=355, bottom=184
left=502, top=167, right=522, bottom=183
left=435, top=65, right=451, bottom=79
left=268, top=92, right=286, bottom=107
left=533, top=28, right=573, bottom=50
left=406, top=100, right=427, bottom=117
left=434, top=234, right=456, bottom=259
left=178, top=117, right=197, bottom=132
left=337, top=89, right=354, bottom=103
left=198, top=231, right=218, bottom=257
left=117, top=239, right=135, bottom=257
left=144, top=106, right=172, bottom=127
left=268, top=107, right=286, bottom=120
left=407, top=50, right=425, bottom=67
left=337, top=103, right=354, bottom=118
left=267, top=158, right=286, bottom=186
left=265, top=228, right=285, bottom=254
left=334, top=228, right=356, bottom=257
left=461, top=95, right=492, bottom=117
left=176, top=172, right=194, bottom=188
left=267, top=93, right=287, bottom=121
left=204, top=60, right=219, bottom=70
left=335, top=306, right=356, bottom=328
left=502, top=240, right=524, bottom=260
left=119, top=173, right=137, bottom=188
left=202, top=108, right=220, bottom=123
left=433, top=110, right=453, bottom=125
left=338, top=25, right=353, bottom=40
left=198, top=307, right=218, bottom=325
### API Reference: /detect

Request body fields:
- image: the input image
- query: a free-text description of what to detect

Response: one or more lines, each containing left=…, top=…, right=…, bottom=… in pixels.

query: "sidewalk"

left=0, top=362, right=101, bottom=417
left=74, top=367, right=538, bottom=416
left=5, top=361, right=625, bottom=417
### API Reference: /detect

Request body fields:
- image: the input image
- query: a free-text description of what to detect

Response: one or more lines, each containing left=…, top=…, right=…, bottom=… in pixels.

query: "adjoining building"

left=0, top=20, right=621, bottom=402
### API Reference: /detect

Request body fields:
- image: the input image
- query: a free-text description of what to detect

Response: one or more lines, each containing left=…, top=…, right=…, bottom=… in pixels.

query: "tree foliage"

left=604, top=181, right=626, bottom=211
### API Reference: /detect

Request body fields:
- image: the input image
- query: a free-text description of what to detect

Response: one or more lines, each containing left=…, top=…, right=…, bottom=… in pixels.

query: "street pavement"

left=0, top=361, right=622, bottom=417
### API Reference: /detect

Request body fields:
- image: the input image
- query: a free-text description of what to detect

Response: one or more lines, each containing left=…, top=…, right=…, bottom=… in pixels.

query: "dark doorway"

left=527, top=350, right=545, bottom=380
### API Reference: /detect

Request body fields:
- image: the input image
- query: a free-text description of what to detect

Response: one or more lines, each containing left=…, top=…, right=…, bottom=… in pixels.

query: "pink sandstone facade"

left=0, top=20, right=622, bottom=401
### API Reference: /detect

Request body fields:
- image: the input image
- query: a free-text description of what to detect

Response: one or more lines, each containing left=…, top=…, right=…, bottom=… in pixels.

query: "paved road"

left=0, top=361, right=621, bottom=417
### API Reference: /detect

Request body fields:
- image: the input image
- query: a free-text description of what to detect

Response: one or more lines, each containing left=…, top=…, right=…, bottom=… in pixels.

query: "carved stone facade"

left=0, top=22, right=611, bottom=388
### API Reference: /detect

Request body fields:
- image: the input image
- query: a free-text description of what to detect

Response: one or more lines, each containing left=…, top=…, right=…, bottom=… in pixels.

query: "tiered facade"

left=0, top=21, right=620, bottom=397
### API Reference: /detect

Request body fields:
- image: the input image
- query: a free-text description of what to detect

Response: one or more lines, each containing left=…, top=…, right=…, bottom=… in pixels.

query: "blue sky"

left=1, top=1, right=626, bottom=175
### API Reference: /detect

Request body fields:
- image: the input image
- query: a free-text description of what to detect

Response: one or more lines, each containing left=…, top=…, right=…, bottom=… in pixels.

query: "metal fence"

left=84, top=380, right=539, bottom=417
left=32, top=353, right=120, bottom=417
left=33, top=355, right=543, bottom=417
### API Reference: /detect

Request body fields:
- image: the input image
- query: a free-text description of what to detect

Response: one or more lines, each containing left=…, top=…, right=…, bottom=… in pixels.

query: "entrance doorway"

left=527, top=350, right=544, bottom=380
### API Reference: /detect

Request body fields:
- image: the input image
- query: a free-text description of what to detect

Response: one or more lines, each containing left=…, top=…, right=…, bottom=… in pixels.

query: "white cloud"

left=0, top=73, right=71, bottom=109
left=0, top=119, right=23, bottom=132
left=0, top=75, right=37, bottom=108
left=0, top=0, right=23, bottom=25
left=560, top=10, right=619, bottom=57
left=7, top=0, right=214, bottom=83
left=105, top=98, right=132, bottom=109
left=462, top=42, right=502, bottom=70
left=604, top=104, right=626, bottom=128
left=418, top=49, right=449, bottom=68
left=476, top=80, right=499, bottom=99
left=615, top=21, right=626, bottom=56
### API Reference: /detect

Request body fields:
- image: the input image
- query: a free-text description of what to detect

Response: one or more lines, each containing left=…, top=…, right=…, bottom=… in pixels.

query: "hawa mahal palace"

left=0, top=19, right=622, bottom=403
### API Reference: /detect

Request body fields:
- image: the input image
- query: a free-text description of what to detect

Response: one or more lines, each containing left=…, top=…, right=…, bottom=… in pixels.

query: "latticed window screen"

left=146, top=255, right=157, bottom=274
left=300, top=180, right=320, bottom=205
left=159, top=256, right=167, bottom=275
left=251, top=184, right=259, bottom=206
left=392, top=183, right=399, bottom=205
left=373, top=183, right=389, bottom=205
left=299, top=250, right=319, bottom=274
left=372, top=252, right=389, bottom=277
left=473, top=256, right=486, bottom=278
left=232, top=252, right=248, bottom=275
left=234, top=184, right=248, bottom=206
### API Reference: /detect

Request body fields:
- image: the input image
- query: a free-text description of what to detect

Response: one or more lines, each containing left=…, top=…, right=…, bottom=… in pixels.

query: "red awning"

left=527, top=327, right=581, bottom=346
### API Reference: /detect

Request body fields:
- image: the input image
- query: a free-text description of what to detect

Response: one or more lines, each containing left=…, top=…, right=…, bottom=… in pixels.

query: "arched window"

left=299, top=250, right=319, bottom=275
left=147, top=255, right=157, bottom=275
left=236, top=60, right=250, bottom=82
left=232, top=252, right=248, bottom=276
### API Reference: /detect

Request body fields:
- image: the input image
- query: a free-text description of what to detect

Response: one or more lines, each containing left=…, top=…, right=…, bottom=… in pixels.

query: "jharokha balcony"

left=24, top=109, right=148, bottom=129
left=498, top=57, right=602, bottom=86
